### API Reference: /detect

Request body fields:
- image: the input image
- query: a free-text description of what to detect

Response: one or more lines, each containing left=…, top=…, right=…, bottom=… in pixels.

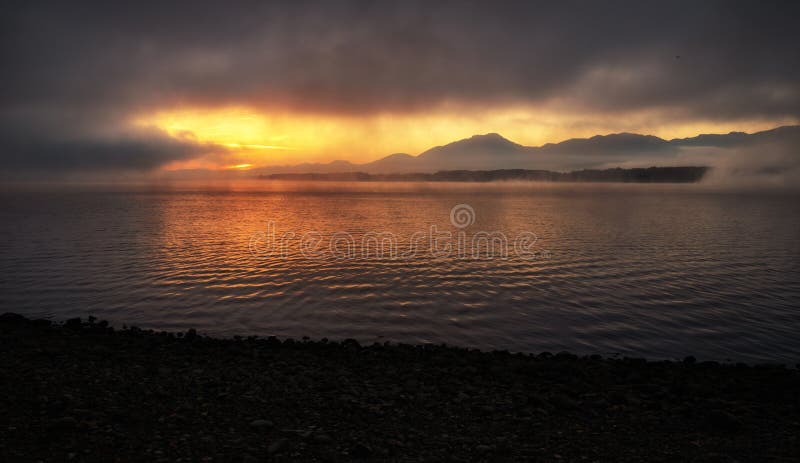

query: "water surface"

left=1, top=182, right=798, bottom=362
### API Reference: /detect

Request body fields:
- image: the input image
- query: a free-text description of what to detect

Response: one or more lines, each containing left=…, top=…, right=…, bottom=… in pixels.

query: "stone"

left=249, top=419, right=274, bottom=429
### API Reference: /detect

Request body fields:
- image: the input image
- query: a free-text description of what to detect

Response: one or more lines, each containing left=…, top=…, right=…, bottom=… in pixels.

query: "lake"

left=1, top=182, right=798, bottom=362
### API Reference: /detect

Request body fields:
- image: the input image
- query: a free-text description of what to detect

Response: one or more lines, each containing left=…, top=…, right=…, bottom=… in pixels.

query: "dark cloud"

left=0, top=113, right=225, bottom=173
left=1, top=0, right=798, bottom=174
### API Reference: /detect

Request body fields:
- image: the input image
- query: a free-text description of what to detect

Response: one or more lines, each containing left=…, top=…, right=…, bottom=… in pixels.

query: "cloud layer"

left=1, top=0, right=798, bottom=174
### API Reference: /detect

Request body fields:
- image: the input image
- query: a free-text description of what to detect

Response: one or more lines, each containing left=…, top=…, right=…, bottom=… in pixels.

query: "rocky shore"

left=1, top=313, right=798, bottom=462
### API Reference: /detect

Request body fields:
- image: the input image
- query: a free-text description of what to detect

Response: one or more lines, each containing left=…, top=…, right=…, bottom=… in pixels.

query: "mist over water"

left=701, top=143, right=800, bottom=189
left=1, top=182, right=799, bottom=362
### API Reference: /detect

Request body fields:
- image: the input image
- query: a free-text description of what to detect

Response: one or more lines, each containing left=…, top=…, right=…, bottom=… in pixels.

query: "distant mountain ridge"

left=263, top=167, right=709, bottom=183
left=253, top=125, right=800, bottom=175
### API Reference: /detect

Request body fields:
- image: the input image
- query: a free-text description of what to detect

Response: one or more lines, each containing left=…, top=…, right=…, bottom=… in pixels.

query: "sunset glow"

left=136, top=107, right=797, bottom=170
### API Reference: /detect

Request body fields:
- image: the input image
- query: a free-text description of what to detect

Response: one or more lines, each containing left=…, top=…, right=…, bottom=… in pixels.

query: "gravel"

left=1, top=313, right=799, bottom=462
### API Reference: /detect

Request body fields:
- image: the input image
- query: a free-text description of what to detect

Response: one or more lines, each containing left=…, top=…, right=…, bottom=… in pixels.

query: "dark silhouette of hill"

left=261, top=166, right=709, bottom=183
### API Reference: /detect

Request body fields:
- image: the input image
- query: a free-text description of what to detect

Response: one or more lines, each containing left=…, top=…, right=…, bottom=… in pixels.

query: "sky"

left=1, top=0, right=799, bottom=176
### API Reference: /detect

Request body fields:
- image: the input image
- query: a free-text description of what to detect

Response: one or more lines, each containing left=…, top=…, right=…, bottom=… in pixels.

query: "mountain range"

left=252, top=125, right=800, bottom=175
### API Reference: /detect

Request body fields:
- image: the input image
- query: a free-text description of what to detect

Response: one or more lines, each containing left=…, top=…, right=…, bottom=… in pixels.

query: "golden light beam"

left=223, top=143, right=297, bottom=150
